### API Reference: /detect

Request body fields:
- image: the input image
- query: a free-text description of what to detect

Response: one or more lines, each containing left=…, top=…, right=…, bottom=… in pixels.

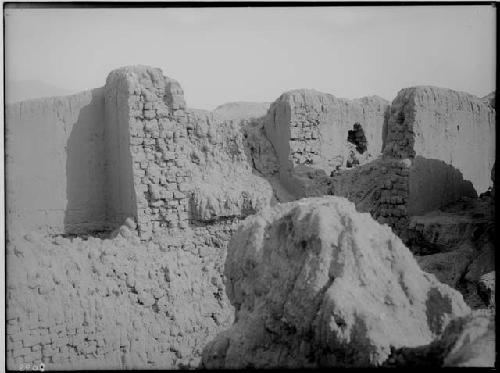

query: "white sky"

left=4, top=5, right=496, bottom=110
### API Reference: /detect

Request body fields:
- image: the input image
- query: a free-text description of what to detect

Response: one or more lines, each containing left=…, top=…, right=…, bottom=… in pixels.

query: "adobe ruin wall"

left=384, top=86, right=494, bottom=215
left=262, top=85, right=494, bottom=235
left=5, top=67, right=495, bottom=240
left=5, top=89, right=108, bottom=236
left=6, top=66, right=276, bottom=239
left=5, top=65, right=496, bottom=369
left=263, top=89, right=390, bottom=197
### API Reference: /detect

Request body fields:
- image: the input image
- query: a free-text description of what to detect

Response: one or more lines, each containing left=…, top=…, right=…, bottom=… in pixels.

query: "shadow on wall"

left=381, top=105, right=390, bottom=152
left=407, top=156, right=477, bottom=216
left=64, top=88, right=108, bottom=234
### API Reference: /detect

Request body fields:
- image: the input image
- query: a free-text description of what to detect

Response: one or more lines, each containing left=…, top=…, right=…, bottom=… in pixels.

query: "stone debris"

left=202, top=197, right=470, bottom=368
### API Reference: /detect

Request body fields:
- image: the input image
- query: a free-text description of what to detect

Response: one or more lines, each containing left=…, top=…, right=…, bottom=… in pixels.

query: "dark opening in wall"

left=347, top=122, right=367, bottom=154
left=345, top=157, right=359, bottom=168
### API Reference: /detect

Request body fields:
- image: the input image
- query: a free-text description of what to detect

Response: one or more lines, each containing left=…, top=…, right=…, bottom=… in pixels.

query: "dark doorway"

left=347, top=122, right=367, bottom=154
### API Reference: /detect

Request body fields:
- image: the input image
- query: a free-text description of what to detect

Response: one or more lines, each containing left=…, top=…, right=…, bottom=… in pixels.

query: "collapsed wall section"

left=5, top=89, right=107, bottom=236
left=264, top=89, right=389, bottom=197
left=185, top=112, right=275, bottom=223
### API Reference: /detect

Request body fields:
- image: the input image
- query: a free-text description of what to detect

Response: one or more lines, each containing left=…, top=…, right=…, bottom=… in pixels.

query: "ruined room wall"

left=107, top=66, right=275, bottom=239
left=5, top=65, right=275, bottom=368
left=384, top=86, right=495, bottom=196
left=328, top=86, right=493, bottom=231
left=105, top=66, right=192, bottom=240
left=264, top=89, right=389, bottom=197
left=5, top=89, right=107, bottom=236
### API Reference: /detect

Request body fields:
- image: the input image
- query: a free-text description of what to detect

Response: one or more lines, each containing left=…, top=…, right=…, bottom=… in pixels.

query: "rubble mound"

left=6, top=227, right=234, bottom=370
left=201, top=196, right=470, bottom=368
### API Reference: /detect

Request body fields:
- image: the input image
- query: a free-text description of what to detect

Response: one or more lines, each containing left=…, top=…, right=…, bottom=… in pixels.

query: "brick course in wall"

left=6, top=222, right=238, bottom=370
left=383, top=103, right=416, bottom=159
left=264, top=90, right=389, bottom=183
left=370, top=158, right=411, bottom=234
left=288, top=104, right=322, bottom=166
left=326, top=157, right=411, bottom=237
left=109, top=67, right=193, bottom=240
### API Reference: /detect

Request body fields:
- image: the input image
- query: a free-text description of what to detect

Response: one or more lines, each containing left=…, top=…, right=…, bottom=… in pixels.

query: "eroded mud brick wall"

left=269, top=86, right=495, bottom=221
left=329, top=157, right=411, bottom=235
left=264, top=89, right=389, bottom=196
left=105, top=66, right=192, bottom=239
left=332, top=87, right=495, bottom=233
left=384, top=86, right=494, bottom=215
left=5, top=90, right=108, bottom=235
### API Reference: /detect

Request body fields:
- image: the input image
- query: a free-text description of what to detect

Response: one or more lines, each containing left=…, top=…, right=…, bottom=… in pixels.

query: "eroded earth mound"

left=201, top=196, right=471, bottom=368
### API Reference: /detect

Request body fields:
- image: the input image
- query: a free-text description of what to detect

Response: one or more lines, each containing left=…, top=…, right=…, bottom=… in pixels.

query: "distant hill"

left=212, top=101, right=271, bottom=122
left=5, top=80, right=72, bottom=103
